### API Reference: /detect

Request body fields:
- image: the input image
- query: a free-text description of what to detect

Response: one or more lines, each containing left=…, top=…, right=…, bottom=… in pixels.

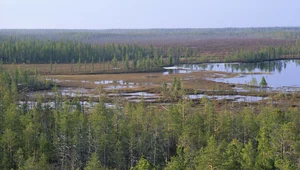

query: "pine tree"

left=125, top=53, right=130, bottom=70
left=195, top=136, right=222, bottom=170
left=168, top=55, right=173, bottom=66
left=255, top=126, right=275, bottom=169
left=260, top=76, right=268, bottom=87
left=112, top=54, right=118, bottom=69
left=130, top=156, right=154, bottom=170
left=241, top=140, right=256, bottom=170
left=77, top=58, right=81, bottom=72
left=222, top=139, right=242, bottom=169
left=91, top=56, right=95, bottom=73
left=84, top=153, right=104, bottom=170
left=165, top=146, right=188, bottom=170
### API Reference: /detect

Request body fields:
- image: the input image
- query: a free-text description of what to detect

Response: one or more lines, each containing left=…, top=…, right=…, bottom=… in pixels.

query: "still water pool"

left=177, top=60, right=300, bottom=90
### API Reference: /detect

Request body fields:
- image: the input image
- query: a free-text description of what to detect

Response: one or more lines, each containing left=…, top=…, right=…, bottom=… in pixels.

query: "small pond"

left=18, top=101, right=116, bottom=110
left=171, top=60, right=300, bottom=90
left=186, top=94, right=267, bottom=102
left=28, top=87, right=100, bottom=98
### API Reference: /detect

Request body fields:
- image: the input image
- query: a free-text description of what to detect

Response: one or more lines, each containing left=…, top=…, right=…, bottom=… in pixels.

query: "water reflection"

left=163, top=67, right=191, bottom=75
left=181, top=60, right=296, bottom=74
left=180, top=60, right=300, bottom=89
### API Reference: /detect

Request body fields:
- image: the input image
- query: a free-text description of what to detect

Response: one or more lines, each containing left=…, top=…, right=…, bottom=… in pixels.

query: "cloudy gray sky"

left=0, top=0, right=299, bottom=29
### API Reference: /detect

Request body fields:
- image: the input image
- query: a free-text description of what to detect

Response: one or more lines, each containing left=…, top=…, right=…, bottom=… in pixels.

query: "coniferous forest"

left=1, top=28, right=300, bottom=169
left=1, top=67, right=300, bottom=169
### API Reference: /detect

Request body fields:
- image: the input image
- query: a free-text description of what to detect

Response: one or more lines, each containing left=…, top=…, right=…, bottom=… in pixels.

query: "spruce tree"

left=260, top=76, right=268, bottom=87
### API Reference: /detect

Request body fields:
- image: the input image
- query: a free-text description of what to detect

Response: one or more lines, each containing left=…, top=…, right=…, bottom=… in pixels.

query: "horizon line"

left=1, top=26, right=300, bottom=30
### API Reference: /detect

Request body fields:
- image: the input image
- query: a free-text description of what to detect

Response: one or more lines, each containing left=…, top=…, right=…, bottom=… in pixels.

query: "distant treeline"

left=0, top=37, right=193, bottom=65
left=1, top=27, right=300, bottom=43
left=228, top=41, right=300, bottom=62
left=1, top=38, right=300, bottom=65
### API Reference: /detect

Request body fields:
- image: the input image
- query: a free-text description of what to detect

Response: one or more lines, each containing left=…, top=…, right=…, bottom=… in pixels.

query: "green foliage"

left=112, top=54, right=118, bottom=68
left=241, top=140, right=256, bottom=170
left=130, top=156, right=155, bottom=170
left=195, top=136, right=222, bottom=170
left=160, top=55, right=164, bottom=66
left=0, top=38, right=183, bottom=66
left=168, top=55, right=173, bottom=65
left=126, top=53, right=130, bottom=70
left=222, top=139, right=242, bottom=169
left=91, top=56, right=95, bottom=73
left=0, top=67, right=300, bottom=169
left=50, top=61, right=53, bottom=73
left=77, top=57, right=81, bottom=72
left=165, top=147, right=189, bottom=170
left=84, top=153, right=104, bottom=170
left=249, top=77, right=258, bottom=86
left=1, top=33, right=300, bottom=74
left=162, top=82, right=168, bottom=91
left=255, top=126, right=275, bottom=169
left=84, top=60, right=87, bottom=72
left=260, top=76, right=268, bottom=87
left=171, top=77, right=182, bottom=91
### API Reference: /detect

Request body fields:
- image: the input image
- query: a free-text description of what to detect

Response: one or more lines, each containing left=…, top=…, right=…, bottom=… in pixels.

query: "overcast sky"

left=0, top=0, right=299, bottom=29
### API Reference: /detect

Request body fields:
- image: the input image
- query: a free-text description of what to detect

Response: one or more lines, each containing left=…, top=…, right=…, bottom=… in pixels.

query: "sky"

left=0, top=0, right=299, bottom=29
